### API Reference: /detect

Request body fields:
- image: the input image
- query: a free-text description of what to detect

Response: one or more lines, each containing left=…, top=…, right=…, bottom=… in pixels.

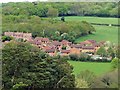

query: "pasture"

left=57, top=16, right=118, bottom=25
left=68, top=61, right=111, bottom=76
left=75, top=25, right=118, bottom=44
left=57, top=16, right=118, bottom=44
left=66, top=16, right=117, bottom=77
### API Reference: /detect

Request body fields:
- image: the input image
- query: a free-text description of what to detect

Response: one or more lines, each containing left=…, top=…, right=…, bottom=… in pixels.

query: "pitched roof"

left=61, top=40, right=71, bottom=44
left=93, top=43, right=100, bottom=47
left=71, top=44, right=82, bottom=48
left=52, top=41, right=61, bottom=46
left=61, top=50, right=70, bottom=53
left=32, top=40, right=41, bottom=45
left=41, top=38, right=49, bottom=42
left=82, top=46, right=95, bottom=49
left=45, top=49, right=55, bottom=53
left=86, top=40, right=96, bottom=43
left=80, top=42, right=88, bottom=45
left=34, top=37, right=43, bottom=41
left=61, top=40, right=69, bottom=43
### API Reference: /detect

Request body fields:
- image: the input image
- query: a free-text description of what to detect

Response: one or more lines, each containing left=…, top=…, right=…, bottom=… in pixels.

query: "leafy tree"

left=2, top=36, right=13, bottom=42
left=107, top=47, right=115, bottom=58
left=79, top=53, right=89, bottom=61
left=12, top=82, right=28, bottom=90
left=69, top=54, right=79, bottom=61
left=111, top=58, right=119, bottom=70
left=75, top=79, right=88, bottom=88
left=76, top=70, right=96, bottom=87
left=61, top=16, right=65, bottom=22
left=2, top=2, right=119, bottom=17
left=47, top=7, right=58, bottom=18
left=2, top=41, right=75, bottom=89
left=90, top=69, right=118, bottom=88
left=97, top=46, right=107, bottom=57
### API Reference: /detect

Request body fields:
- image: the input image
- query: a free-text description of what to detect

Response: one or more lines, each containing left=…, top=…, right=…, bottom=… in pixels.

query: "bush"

left=69, top=54, right=79, bottom=61
left=79, top=53, right=89, bottom=62
left=2, top=36, right=13, bottom=42
left=77, top=70, right=96, bottom=87
left=90, top=69, right=118, bottom=88
left=111, top=58, right=119, bottom=70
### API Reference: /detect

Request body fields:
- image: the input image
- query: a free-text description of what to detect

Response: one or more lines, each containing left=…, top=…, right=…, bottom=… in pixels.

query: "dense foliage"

left=2, top=15, right=95, bottom=42
left=90, top=69, right=118, bottom=88
left=1, top=2, right=119, bottom=17
left=2, top=35, right=13, bottom=42
left=69, top=53, right=111, bottom=62
left=75, top=58, right=119, bottom=88
left=2, top=41, right=75, bottom=89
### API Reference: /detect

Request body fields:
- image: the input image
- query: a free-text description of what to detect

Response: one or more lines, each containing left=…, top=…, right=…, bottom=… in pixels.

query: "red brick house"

left=61, top=40, right=72, bottom=46
left=60, top=50, right=70, bottom=56
left=45, top=49, right=56, bottom=56
left=82, top=46, right=95, bottom=53
left=4, top=32, right=32, bottom=41
left=41, top=38, right=49, bottom=43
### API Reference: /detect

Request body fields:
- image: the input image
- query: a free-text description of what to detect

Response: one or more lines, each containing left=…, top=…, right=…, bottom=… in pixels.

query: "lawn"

left=75, top=25, right=118, bottom=44
left=57, top=16, right=119, bottom=25
left=68, top=61, right=111, bottom=76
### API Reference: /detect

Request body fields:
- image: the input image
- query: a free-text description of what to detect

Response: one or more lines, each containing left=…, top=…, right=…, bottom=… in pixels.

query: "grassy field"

left=62, top=16, right=116, bottom=76
left=57, top=16, right=118, bottom=44
left=75, top=25, right=118, bottom=44
left=68, top=61, right=111, bottom=76
left=57, top=16, right=118, bottom=25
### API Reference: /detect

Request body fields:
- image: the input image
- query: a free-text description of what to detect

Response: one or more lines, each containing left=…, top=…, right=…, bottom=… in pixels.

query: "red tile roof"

left=45, top=49, right=55, bottom=53
left=82, top=46, right=95, bottom=49
left=61, top=50, right=70, bottom=53
left=71, top=44, right=82, bottom=48
left=86, top=40, right=96, bottom=43
left=34, top=37, right=43, bottom=41
left=42, top=38, right=49, bottom=42
left=52, top=41, right=61, bottom=46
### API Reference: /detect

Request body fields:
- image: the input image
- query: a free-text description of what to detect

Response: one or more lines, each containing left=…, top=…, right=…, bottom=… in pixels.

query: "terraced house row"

left=4, top=32, right=105, bottom=56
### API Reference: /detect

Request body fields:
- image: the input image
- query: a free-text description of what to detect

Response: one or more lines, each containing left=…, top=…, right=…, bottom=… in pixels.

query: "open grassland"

left=57, top=16, right=118, bottom=44
left=57, top=16, right=118, bottom=25
left=75, top=25, right=118, bottom=44
left=68, top=61, right=111, bottom=76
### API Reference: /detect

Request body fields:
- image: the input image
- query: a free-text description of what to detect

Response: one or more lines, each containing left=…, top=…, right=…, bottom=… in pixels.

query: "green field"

left=75, top=25, right=118, bottom=44
left=59, top=16, right=116, bottom=76
left=57, top=16, right=118, bottom=25
left=57, top=16, right=118, bottom=44
left=68, top=61, right=111, bottom=76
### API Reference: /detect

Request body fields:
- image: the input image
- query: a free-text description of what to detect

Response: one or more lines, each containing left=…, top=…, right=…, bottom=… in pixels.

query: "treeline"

left=2, top=15, right=95, bottom=42
left=2, top=2, right=119, bottom=17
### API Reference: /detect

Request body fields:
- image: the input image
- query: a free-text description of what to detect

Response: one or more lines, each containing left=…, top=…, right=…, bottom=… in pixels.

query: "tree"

left=47, top=7, right=58, bottom=18
left=111, top=58, right=119, bottom=70
left=2, top=41, right=75, bottom=89
left=12, top=82, right=28, bottom=90
left=97, top=46, right=107, bottom=57
left=69, top=54, right=79, bottom=61
left=107, top=47, right=115, bottom=58
left=90, top=69, right=118, bottom=88
left=2, top=36, right=13, bottom=42
left=79, top=53, right=89, bottom=61
left=75, top=79, right=88, bottom=88
left=76, top=70, right=96, bottom=87
left=61, top=16, right=65, bottom=22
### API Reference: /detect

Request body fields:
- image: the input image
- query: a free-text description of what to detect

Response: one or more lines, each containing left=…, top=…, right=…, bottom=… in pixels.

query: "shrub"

left=69, top=54, right=79, bottom=61
left=2, top=36, right=13, bottom=42
left=79, top=53, right=89, bottom=62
